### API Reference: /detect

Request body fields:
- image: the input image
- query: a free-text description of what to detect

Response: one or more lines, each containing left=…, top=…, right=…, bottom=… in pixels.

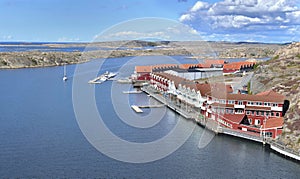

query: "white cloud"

left=96, top=24, right=202, bottom=41
left=2, top=35, right=13, bottom=40
left=179, top=0, right=300, bottom=42
left=58, top=37, right=80, bottom=42
left=190, top=1, right=209, bottom=12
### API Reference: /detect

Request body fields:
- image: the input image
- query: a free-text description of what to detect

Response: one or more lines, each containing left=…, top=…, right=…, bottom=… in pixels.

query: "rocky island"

left=0, top=41, right=283, bottom=69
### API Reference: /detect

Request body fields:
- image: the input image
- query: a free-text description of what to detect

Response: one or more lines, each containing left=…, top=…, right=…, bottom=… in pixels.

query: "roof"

left=204, top=59, right=225, bottom=65
left=262, top=117, right=284, bottom=129
left=223, top=62, right=256, bottom=70
left=221, top=114, right=246, bottom=124
left=205, top=83, right=233, bottom=96
left=154, top=72, right=193, bottom=88
left=153, top=73, right=232, bottom=96
left=209, top=92, right=284, bottom=103
left=256, top=90, right=285, bottom=101
left=135, top=66, right=152, bottom=73
left=135, top=64, right=181, bottom=73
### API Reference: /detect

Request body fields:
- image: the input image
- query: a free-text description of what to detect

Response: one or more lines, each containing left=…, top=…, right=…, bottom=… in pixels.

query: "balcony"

left=271, top=106, right=283, bottom=111
left=234, top=104, right=245, bottom=108
left=207, top=100, right=213, bottom=105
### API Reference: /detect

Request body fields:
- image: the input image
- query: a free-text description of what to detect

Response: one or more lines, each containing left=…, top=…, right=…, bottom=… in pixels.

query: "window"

left=255, top=119, right=260, bottom=125
left=252, top=111, right=255, bottom=116
left=265, top=112, right=269, bottom=116
left=236, top=109, right=244, bottom=114
left=228, top=100, right=235, bottom=104
left=256, top=111, right=259, bottom=116
left=276, top=112, right=280, bottom=117
left=228, top=109, right=233, bottom=114
left=238, top=101, right=243, bottom=105
left=248, top=118, right=252, bottom=124
left=264, top=102, right=271, bottom=106
left=220, top=99, right=226, bottom=104
left=246, top=111, right=250, bottom=115
left=272, top=103, right=278, bottom=107
left=264, top=132, right=273, bottom=138
left=271, top=112, right=274, bottom=116
left=260, top=111, right=264, bottom=116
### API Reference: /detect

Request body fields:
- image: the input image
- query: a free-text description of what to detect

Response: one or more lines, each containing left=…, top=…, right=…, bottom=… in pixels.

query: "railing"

left=221, top=127, right=263, bottom=142
left=268, top=140, right=300, bottom=160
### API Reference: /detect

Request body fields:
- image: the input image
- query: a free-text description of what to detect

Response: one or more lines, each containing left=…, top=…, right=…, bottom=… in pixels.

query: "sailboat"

left=62, top=64, right=68, bottom=81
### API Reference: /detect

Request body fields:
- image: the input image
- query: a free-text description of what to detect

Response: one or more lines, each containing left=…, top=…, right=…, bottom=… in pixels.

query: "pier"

left=131, top=105, right=143, bottom=113
left=138, top=104, right=165, bottom=108
left=123, top=91, right=142, bottom=94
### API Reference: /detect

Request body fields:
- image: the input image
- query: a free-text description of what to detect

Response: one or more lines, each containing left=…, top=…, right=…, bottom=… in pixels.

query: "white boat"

left=99, top=76, right=107, bottom=82
left=104, top=71, right=117, bottom=79
left=63, top=64, right=68, bottom=81
left=88, top=71, right=117, bottom=84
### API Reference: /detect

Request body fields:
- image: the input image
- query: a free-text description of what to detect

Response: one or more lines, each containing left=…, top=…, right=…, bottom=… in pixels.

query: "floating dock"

left=131, top=105, right=143, bottom=113
left=123, top=91, right=142, bottom=94
left=138, top=104, right=165, bottom=108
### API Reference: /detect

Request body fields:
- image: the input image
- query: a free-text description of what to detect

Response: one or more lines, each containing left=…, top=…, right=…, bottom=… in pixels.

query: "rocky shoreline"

left=0, top=41, right=283, bottom=69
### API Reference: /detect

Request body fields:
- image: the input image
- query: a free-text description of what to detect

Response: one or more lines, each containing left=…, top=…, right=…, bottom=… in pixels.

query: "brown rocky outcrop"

left=251, top=42, right=300, bottom=151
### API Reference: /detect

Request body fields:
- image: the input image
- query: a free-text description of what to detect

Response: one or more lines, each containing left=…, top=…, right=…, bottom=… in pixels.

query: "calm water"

left=0, top=56, right=299, bottom=178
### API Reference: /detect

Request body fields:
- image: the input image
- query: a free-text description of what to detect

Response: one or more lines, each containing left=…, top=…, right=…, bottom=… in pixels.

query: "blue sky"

left=0, top=0, right=299, bottom=43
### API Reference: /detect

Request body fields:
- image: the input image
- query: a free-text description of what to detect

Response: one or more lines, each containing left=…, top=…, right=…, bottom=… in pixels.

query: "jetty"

left=138, top=104, right=165, bottom=108
left=131, top=105, right=143, bottom=113
left=123, top=91, right=142, bottom=94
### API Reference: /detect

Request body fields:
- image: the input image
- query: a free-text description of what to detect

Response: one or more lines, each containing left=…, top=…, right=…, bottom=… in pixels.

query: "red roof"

left=204, top=59, right=225, bottom=65
left=209, top=92, right=284, bottom=103
left=153, top=73, right=232, bottom=96
left=221, top=114, right=246, bottom=124
left=262, top=117, right=284, bottom=129
left=223, top=62, right=256, bottom=70
left=135, top=66, right=152, bottom=73
left=256, top=90, right=285, bottom=101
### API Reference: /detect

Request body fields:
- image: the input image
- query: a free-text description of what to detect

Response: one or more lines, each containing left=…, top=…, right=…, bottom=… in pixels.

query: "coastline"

left=0, top=41, right=283, bottom=69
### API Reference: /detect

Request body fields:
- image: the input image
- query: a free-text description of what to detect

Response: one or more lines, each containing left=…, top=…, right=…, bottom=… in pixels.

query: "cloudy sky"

left=0, top=0, right=299, bottom=43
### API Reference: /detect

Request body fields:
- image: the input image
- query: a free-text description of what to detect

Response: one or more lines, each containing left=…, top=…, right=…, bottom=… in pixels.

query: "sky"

left=0, top=0, right=299, bottom=43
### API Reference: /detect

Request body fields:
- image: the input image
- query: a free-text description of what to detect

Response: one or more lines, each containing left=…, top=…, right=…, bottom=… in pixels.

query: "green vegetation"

left=31, top=59, right=38, bottom=65
left=146, top=41, right=158, bottom=47
left=296, top=54, right=300, bottom=59
left=0, top=60, right=8, bottom=66
left=287, top=61, right=298, bottom=68
left=247, top=82, right=252, bottom=95
left=273, top=55, right=279, bottom=60
left=253, top=63, right=259, bottom=70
